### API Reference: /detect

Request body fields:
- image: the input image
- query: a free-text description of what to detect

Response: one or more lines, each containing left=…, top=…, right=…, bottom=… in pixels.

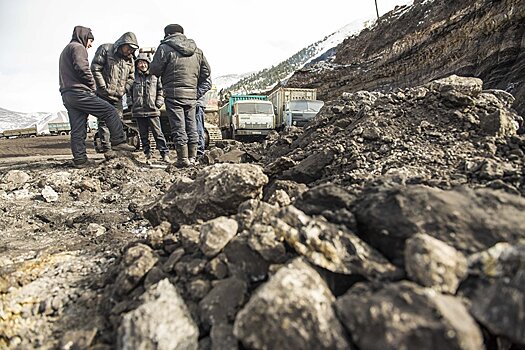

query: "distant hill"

left=217, top=18, right=373, bottom=94
left=0, top=107, right=66, bottom=133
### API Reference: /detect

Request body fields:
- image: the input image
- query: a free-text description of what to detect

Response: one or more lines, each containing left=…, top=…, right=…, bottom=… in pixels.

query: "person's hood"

left=161, top=33, right=196, bottom=57
left=135, top=52, right=151, bottom=74
left=113, top=32, right=139, bottom=55
left=136, top=52, right=151, bottom=64
left=70, top=26, right=93, bottom=47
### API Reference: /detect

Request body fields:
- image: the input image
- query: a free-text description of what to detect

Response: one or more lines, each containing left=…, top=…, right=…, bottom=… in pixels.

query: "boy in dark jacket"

left=131, top=53, right=170, bottom=162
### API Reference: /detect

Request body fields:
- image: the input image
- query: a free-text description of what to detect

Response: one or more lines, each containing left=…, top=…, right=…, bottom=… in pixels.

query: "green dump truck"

left=48, top=122, right=71, bottom=135
left=218, top=95, right=275, bottom=139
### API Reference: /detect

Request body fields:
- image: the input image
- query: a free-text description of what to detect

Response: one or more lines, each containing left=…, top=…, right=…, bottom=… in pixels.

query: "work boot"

left=161, top=154, right=171, bottom=163
left=188, top=143, right=198, bottom=165
left=145, top=152, right=152, bottom=160
left=72, top=159, right=97, bottom=169
left=112, top=142, right=136, bottom=152
left=175, top=145, right=191, bottom=168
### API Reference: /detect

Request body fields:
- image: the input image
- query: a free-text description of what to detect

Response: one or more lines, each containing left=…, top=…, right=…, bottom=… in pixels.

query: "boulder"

left=233, top=258, right=350, bottom=349
left=354, top=185, right=525, bottom=266
left=117, top=279, right=198, bottom=350
left=1, top=170, right=30, bottom=191
left=273, top=206, right=402, bottom=281
left=113, top=244, right=158, bottom=297
left=144, top=164, right=268, bottom=229
left=199, top=277, right=247, bottom=328
left=405, top=233, right=468, bottom=293
left=465, top=243, right=525, bottom=345
left=223, top=233, right=269, bottom=282
left=199, top=216, right=239, bottom=258
left=283, top=149, right=336, bottom=183
left=336, top=281, right=484, bottom=350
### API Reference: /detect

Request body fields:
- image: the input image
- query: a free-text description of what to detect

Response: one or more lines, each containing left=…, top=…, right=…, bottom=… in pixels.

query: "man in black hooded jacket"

left=59, top=26, right=135, bottom=168
left=91, top=32, right=139, bottom=153
left=150, top=24, right=211, bottom=167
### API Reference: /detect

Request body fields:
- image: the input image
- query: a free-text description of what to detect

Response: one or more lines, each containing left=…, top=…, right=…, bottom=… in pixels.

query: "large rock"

left=427, top=75, right=483, bottom=97
left=236, top=199, right=279, bottom=232
left=466, top=243, right=525, bottom=345
left=1, top=170, right=31, bottom=191
left=117, top=279, right=198, bottom=350
left=479, top=109, right=518, bottom=137
left=273, top=206, right=402, bottom=281
left=354, top=185, right=525, bottom=266
left=336, top=281, right=484, bottom=350
left=294, top=183, right=356, bottom=228
left=405, top=233, right=468, bottom=294
left=113, top=244, right=158, bottom=297
left=283, top=149, right=336, bottom=183
left=199, top=216, right=239, bottom=258
left=144, top=164, right=268, bottom=229
left=199, top=277, right=247, bottom=328
left=223, top=233, right=269, bottom=282
left=233, top=258, right=350, bottom=350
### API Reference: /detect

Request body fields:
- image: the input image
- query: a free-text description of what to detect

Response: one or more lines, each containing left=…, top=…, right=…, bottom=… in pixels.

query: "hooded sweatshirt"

left=150, top=33, right=211, bottom=100
left=91, top=32, right=139, bottom=102
left=59, top=26, right=96, bottom=93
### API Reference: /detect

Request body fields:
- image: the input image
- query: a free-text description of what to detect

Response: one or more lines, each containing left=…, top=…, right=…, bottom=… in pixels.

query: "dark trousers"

left=61, top=89, right=126, bottom=162
left=164, top=98, right=198, bottom=146
left=195, top=105, right=206, bottom=155
left=136, top=117, right=169, bottom=156
left=97, top=98, right=123, bottom=152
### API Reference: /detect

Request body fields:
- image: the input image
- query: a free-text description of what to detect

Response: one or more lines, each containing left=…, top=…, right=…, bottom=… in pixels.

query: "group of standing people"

left=58, top=24, right=211, bottom=168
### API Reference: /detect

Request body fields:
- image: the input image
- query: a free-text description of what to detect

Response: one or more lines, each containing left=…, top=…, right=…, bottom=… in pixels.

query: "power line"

left=375, top=0, right=380, bottom=19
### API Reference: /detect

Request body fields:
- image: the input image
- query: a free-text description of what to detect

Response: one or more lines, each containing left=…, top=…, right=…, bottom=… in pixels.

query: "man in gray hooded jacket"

left=91, top=32, right=139, bottom=153
left=59, top=26, right=135, bottom=167
left=150, top=24, right=211, bottom=167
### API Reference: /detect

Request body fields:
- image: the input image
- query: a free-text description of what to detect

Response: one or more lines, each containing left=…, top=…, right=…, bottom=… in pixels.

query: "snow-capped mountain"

left=0, top=107, right=67, bottom=134
left=217, top=17, right=375, bottom=94
left=213, top=73, right=254, bottom=91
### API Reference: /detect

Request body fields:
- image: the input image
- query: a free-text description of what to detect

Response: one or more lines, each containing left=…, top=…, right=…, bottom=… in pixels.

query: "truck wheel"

left=60, top=131, right=67, bottom=136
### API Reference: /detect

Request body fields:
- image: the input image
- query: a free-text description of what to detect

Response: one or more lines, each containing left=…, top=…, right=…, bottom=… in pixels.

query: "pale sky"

left=0, top=0, right=412, bottom=113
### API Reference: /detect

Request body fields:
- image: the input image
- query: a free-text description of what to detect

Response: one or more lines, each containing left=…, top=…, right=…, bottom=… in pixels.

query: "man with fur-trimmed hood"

left=150, top=24, right=211, bottom=167
left=59, top=26, right=135, bottom=168
left=91, top=32, right=139, bottom=153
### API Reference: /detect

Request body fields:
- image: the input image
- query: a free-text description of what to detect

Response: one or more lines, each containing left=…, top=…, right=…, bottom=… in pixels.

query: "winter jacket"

left=91, top=32, right=138, bottom=103
left=131, top=55, right=164, bottom=118
left=59, top=26, right=96, bottom=93
left=196, top=77, right=212, bottom=108
left=150, top=33, right=211, bottom=100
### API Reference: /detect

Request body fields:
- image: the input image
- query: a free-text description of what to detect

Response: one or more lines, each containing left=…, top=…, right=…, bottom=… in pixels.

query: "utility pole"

left=375, top=0, right=380, bottom=19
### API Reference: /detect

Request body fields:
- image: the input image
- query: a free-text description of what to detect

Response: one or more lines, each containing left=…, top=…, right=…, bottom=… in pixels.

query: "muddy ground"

left=0, top=134, right=168, bottom=349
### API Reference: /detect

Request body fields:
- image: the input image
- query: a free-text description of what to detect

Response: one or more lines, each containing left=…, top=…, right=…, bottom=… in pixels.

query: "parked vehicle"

left=87, top=117, right=98, bottom=133
left=1, top=125, right=38, bottom=138
left=268, top=87, right=323, bottom=128
left=219, top=95, right=275, bottom=139
left=48, top=122, right=71, bottom=135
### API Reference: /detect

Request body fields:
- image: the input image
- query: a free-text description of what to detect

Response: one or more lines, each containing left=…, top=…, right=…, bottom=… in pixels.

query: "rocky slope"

left=1, top=0, right=525, bottom=348
left=1, top=74, right=524, bottom=349
left=288, top=0, right=525, bottom=117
